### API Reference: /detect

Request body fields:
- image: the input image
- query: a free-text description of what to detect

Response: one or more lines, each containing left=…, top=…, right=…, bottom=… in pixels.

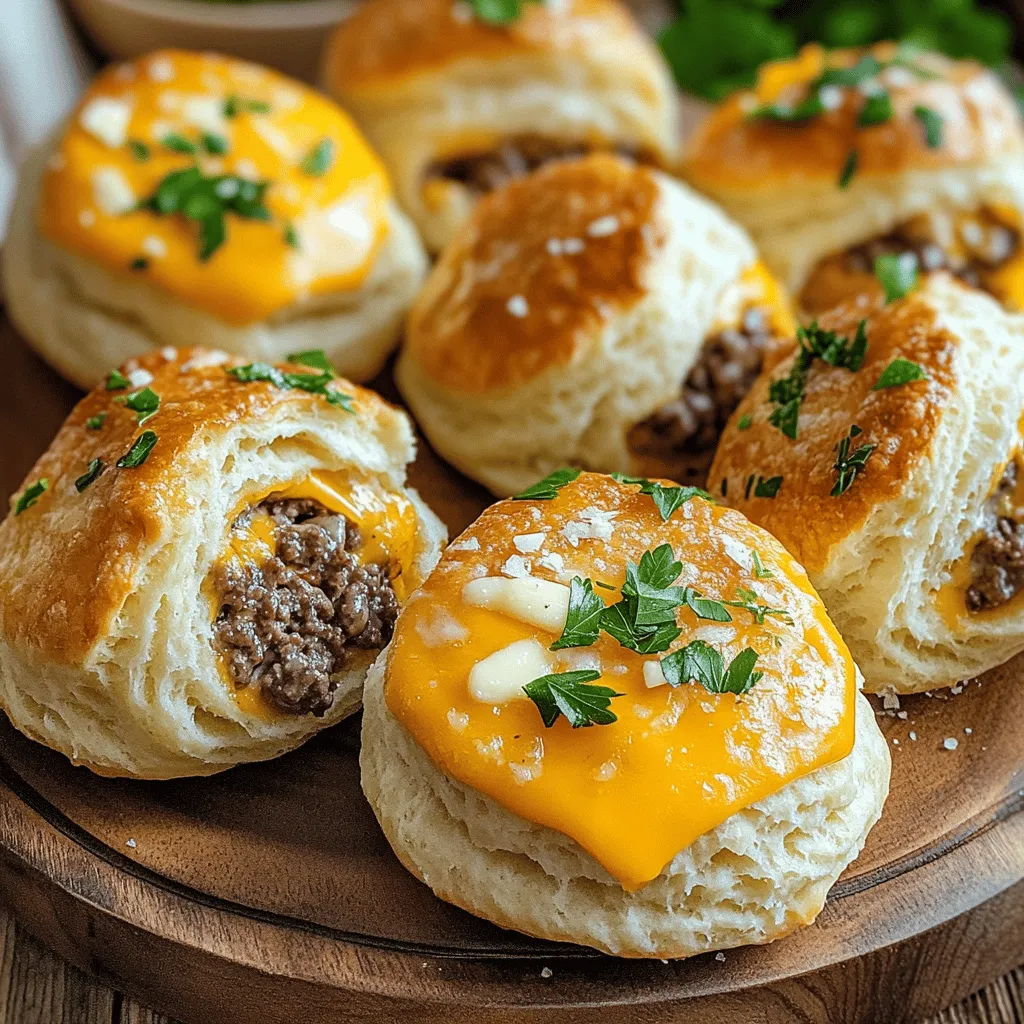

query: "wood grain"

left=0, top=318, right=1022, bottom=1023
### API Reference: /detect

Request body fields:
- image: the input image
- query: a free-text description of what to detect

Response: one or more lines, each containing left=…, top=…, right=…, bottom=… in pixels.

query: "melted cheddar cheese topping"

left=385, top=473, right=856, bottom=891
left=40, top=50, right=392, bottom=325
left=213, top=471, right=419, bottom=718
left=713, top=260, right=796, bottom=340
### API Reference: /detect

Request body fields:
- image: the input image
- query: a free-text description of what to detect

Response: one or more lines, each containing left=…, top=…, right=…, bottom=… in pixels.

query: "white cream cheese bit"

left=462, top=575, right=570, bottom=633
left=643, top=661, right=668, bottom=689
left=468, top=639, right=552, bottom=704
left=79, top=97, right=133, bottom=149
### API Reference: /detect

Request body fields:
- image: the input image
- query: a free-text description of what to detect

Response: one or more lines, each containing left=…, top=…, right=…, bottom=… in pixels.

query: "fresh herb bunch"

left=659, top=0, right=1011, bottom=101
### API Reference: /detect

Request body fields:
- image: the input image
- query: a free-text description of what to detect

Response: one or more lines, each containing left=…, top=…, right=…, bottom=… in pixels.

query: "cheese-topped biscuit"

left=3, top=50, right=428, bottom=388
left=397, top=153, right=794, bottom=496
left=360, top=471, right=889, bottom=956
left=0, top=347, right=445, bottom=778
left=684, top=43, right=1024, bottom=315
left=322, top=0, right=681, bottom=253
left=710, top=274, right=1024, bottom=693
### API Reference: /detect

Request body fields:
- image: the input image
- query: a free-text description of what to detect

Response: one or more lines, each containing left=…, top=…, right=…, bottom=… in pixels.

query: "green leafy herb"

left=127, top=139, right=150, bottom=161
left=815, top=55, right=881, bottom=88
left=914, top=104, right=944, bottom=148
left=129, top=257, right=149, bottom=271
left=105, top=369, right=130, bottom=391
left=161, top=132, right=197, bottom=155
left=300, top=139, right=335, bottom=176
left=725, top=586, right=793, bottom=625
left=14, top=479, right=48, bottom=515
left=287, top=349, right=336, bottom=375
left=201, top=132, right=229, bottom=156
left=737, top=414, right=752, bottom=430
left=85, top=413, right=107, bottom=430
left=683, top=590, right=733, bottom=623
left=224, top=95, right=272, bottom=118
left=283, top=221, right=299, bottom=248
left=831, top=424, right=875, bottom=497
left=138, top=167, right=272, bottom=262
left=117, top=430, right=158, bottom=469
left=512, top=467, right=581, bottom=501
left=874, top=358, right=928, bottom=390
left=75, top=459, right=105, bottom=493
left=522, top=670, right=622, bottom=728
left=752, top=550, right=774, bottom=579
left=661, top=641, right=762, bottom=695
left=857, top=91, right=893, bottom=126
left=550, top=577, right=605, bottom=651
left=598, top=545, right=685, bottom=654
left=116, top=386, right=160, bottom=424
left=839, top=148, right=858, bottom=189
left=226, top=362, right=353, bottom=412
left=875, top=252, right=919, bottom=302
left=610, top=474, right=713, bottom=521
left=749, top=93, right=825, bottom=122
left=752, top=475, right=783, bottom=499
left=466, top=0, right=542, bottom=26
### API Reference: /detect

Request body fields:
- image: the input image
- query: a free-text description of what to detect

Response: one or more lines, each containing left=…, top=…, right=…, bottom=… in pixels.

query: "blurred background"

left=3, top=0, right=1024, bottom=238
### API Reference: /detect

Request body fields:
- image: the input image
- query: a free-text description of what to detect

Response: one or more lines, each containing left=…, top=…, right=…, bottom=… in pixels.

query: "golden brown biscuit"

left=684, top=43, right=1024, bottom=315
left=0, top=347, right=445, bottom=778
left=323, top=0, right=680, bottom=253
left=710, top=274, right=1024, bottom=693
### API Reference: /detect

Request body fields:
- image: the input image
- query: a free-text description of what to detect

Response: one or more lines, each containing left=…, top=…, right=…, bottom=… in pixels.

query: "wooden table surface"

left=0, top=899, right=1015, bottom=1023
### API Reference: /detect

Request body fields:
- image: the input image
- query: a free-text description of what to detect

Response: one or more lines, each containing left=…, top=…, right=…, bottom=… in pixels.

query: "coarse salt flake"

left=142, top=235, right=168, bottom=259
left=943, top=737, right=959, bottom=750
left=79, top=97, right=133, bottom=149
left=513, top=532, right=545, bottom=553
left=587, top=215, right=619, bottom=238
left=127, top=368, right=154, bottom=388
left=447, top=708, right=470, bottom=732
left=148, top=57, right=175, bottom=82
left=501, top=555, right=531, bottom=578
left=506, top=294, right=529, bottom=318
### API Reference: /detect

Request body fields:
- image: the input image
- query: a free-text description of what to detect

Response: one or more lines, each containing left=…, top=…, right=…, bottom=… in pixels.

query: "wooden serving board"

left=0, top=318, right=1022, bottom=1024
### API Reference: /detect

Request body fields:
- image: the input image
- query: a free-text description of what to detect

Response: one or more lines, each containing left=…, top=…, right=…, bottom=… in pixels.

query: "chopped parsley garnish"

left=287, top=349, right=336, bottom=374
left=129, top=257, right=148, bottom=271
left=874, top=252, right=919, bottom=302
left=610, top=474, right=713, bottom=521
left=127, top=139, right=150, bottom=161
left=466, top=0, right=542, bottom=26
left=226, top=362, right=354, bottom=411
left=831, top=424, right=875, bottom=497
left=117, top=430, right=158, bottom=469
left=914, top=105, right=944, bottom=148
left=683, top=590, right=733, bottom=623
left=599, top=545, right=685, bottom=654
left=838, top=148, right=859, bottom=189
left=201, top=132, right=229, bottom=156
left=737, top=414, right=752, bottom=430
left=116, top=386, right=160, bottom=424
left=85, top=412, right=107, bottom=430
left=522, top=670, right=622, bottom=728
left=224, top=95, right=272, bottom=118
left=816, top=55, right=881, bottom=88
left=724, top=586, right=793, bottom=625
left=550, top=577, right=604, bottom=651
left=161, top=132, right=197, bottom=155
left=300, top=139, right=335, bottom=176
left=661, top=641, right=762, bottom=695
left=138, top=167, right=271, bottom=262
left=14, top=479, right=48, bottom=515
left=105, top=369, right=130, bottom=391
left=512, top=467, right=581, bottom=500
left=283, top=221, right=299, bottom=248
left=857, top=91, right=893, bottom=127
left=874, top=357, right=928, bottom=389
left=752, top=550, right=774, bottom=578
left=746, top=474, right=782, bottom=499
left=749, top=93, right=826, bottom=122
left=75, top=459, right=105, bottom=493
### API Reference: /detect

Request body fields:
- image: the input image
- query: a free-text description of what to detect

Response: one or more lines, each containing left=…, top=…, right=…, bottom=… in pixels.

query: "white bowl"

left=66, top=0, right=359, bottom=83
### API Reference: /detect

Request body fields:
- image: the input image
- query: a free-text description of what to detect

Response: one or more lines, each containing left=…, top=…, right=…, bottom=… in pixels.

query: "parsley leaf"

left=683, top=589, right=733, bottom=622
left=85, top=413, right=107, bottom=430
left=522, top=670, right=622, bottom=728
left=201, top=132, right=229, bottom=156
left=106, top=369, right=130, bottom=391
left=550, top=577, right=604, bottom=651
left=116, top=386, right=160, bottom=424
left=749, top=93, right=826, bottom=122
left=512, top=468, right=581, bottom=500
left=661, top=641, right=762, bottom=695
left=873, top=358, right=928, bottom=389
left=610, top=474, right=713, bottom=520
left=129, top=257, right=149, bottom=271
left=748, top=474, right=783, bottom=498
left=599, top=544, right=685, bottom=654
left=127, top=139, right=150, bottom=161
left=224, top=95, right=272, bottom=118
left=831, top=424, right=875, bottom=497
left=914, top=105, right=943, bottom=148
left=226, top=363, right=354, bottom=412
left=815, top=55, right=880, bottom=88
left=874, top=252, right=919, bottom=302
left=752, top=550, right=774, bottom=578
left=117, top=431, right=158, bottom=469
left=283, top=221, right=299, bottom=248
left=724, top=586, right=793, bottom=625
left=737, top=414, right=752, bottom=430
left=300, top=139, right=335, bottom=176
left=161, top=132, right=197, bottom=155
left=839, top=148, right=858, bottom=189
left=466, top=0, right=542, bottom=26
left=75, top=458, right=105, bottom=493
left=287, top=349, right=336, bottom=375
left=14, top=479, right=48, bottom=515
left=858, top=91, right=893, bottom=126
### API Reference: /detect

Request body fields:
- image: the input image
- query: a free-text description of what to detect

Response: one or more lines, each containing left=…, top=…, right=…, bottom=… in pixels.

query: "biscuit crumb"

left=125, top=838, right=137, bottom=849
left=715, top=952, right=726, bottom=962
left=506, top=294, right=529, bottom=318
left=541, top=967, right=553, bottom=979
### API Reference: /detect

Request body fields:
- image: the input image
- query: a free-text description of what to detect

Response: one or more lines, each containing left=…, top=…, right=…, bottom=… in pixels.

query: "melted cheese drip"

left=212, top=471, right=419, bottom=719
left=385, top=480, right=856, bottom=891
left=39, top=50, right=392, bottom=325
left=713, top=261, right=796, bottom=339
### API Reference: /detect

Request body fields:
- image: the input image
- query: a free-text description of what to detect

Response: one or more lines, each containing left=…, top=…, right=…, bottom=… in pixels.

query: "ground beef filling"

left=212, top=498, right=399, bottom=717
left=966, top=463, right=1024, bottom=612
left=843, top=210, right=1018, bottom=290
left=429, top=136, right=639, bottom=196
left=627, top=306, right=775, bottom=484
